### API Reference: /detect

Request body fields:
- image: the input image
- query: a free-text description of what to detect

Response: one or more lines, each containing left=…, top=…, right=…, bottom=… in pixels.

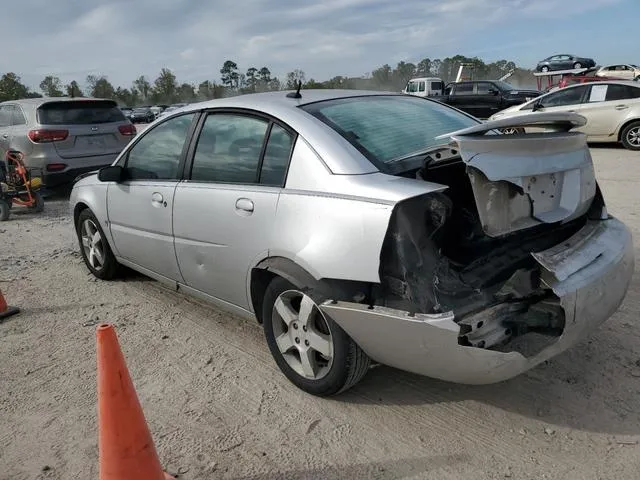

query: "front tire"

left=262, top=277, right=370, bottom=396
left=76, top=209, right=119, bottom=279
left=573, top=62, right=582, bottom=69
left=621, top=121, right=640, bottom=151
left=541, top=66, right=549, bottom=73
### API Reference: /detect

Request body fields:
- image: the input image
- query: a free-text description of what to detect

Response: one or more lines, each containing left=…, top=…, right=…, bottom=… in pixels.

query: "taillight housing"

left=118, top=123, right=137, bottom=136
left=28, top=129, right=69, bottom=143
left=46, top=163, right=67, bottom=172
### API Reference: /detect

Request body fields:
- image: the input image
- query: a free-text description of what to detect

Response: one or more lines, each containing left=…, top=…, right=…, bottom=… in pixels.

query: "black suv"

left=440, top=80, right=541, bottom=119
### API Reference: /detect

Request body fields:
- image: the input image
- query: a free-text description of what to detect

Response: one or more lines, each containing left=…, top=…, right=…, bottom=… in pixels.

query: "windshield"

left=300, top=95, right=478, bottom=167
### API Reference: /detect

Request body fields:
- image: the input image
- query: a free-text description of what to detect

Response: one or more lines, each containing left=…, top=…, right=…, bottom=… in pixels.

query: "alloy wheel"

left=81, top=219, right=105, bottom=271
left=271, top=290, right=334, bottom=380
left=627, top=127, right=640, bottom=147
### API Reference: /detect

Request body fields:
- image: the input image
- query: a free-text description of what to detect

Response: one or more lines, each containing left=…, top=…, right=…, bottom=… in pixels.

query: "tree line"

left=0, top=55, right=537, bottom=106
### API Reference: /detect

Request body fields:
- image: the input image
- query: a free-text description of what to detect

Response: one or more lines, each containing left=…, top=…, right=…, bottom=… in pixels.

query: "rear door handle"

left=235, top=198, right=254, bottom=214
left=151, top=192, right=167, bottom=207
left=615, top=105, right=629, bottom=110
left=1, top=134, right=8, bottom=139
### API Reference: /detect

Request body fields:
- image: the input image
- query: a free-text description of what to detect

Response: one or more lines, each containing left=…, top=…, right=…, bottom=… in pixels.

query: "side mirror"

left=487, top=88, right=499, bottom=95
left=532, top=101, right=543, bottom=112
left=98, top=165, right=124, bottom=182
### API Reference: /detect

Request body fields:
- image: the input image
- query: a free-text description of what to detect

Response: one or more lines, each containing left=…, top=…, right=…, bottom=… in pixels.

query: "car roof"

left=168, top=89, right=412, bottom=175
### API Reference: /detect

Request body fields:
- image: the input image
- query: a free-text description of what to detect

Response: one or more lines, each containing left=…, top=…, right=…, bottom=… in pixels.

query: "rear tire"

left=0, top=199, right=10, bottom=221
left=262, top=276, right=370, bottom=396
left=29, top=191, right=44, bottom=213
left=621, top=121, right=640, bottom=151
left=76, top=208, right=119, bottom=279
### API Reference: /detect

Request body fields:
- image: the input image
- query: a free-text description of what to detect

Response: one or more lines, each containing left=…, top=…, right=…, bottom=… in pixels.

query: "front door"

left=173, top=111, right=296, bottom=310
left=107, top=112, right=197, bottom=281
left=475, top=82, right=501, bottom=119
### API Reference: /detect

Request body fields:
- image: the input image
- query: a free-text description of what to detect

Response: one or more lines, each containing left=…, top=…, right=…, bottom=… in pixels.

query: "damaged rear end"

left=321, top=113, right=634, bottom=384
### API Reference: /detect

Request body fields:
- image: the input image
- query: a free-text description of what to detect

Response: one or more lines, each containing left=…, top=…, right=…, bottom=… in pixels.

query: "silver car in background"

left=0, top=98, right=136, bottom=188
left=70, top=90, right=633, bottom=396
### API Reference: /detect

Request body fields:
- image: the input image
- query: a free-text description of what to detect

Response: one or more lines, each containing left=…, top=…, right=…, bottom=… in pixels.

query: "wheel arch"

left=249, top=256, right=373, bottom=324
left=618, top=118, right=640, bottom=142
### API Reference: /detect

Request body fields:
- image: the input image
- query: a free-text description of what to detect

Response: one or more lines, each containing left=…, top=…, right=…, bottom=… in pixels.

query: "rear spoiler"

left=435, top=112, right=587, bottom=139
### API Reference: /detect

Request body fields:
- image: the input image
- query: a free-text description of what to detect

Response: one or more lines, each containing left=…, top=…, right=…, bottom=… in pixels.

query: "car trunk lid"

left=37, top=100, right=127, bottom=159
left=437, top=112, right=596, bottom=237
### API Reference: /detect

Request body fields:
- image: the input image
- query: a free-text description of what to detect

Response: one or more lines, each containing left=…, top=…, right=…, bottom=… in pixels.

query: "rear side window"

left=10, top=106, right=26, bottom=125
left=37, top=101, right=126, bottom=125
left=453, top=83, right=474, bottom=95
left=260, top=124, right=295, bottom=186
left=605, top=84, right=640, bottom=101
left=0, top=106, right=12, bottom=127
left=191, top=114, right=269, bottom=184
left=431, top=81, right=443, bottom=91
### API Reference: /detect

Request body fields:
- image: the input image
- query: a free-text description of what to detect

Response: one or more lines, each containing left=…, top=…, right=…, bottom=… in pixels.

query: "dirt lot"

left=1, top=145, right=640, bottom=480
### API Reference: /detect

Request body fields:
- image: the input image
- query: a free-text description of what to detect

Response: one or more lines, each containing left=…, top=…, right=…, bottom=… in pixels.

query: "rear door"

left=173, top=111, right=296, bottom=309
left=475, top=82, right=501, bottom=119
left=448, top=83, right=476, bottom=115
left=36, top=100, right=132, bottom=161
left=106, top=112, right=197, bottom=281
left=579, top=84, right=640, bottom=137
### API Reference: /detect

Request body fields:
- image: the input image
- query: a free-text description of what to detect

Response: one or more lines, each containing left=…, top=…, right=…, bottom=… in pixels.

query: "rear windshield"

left=38, top=101, right=125, bottom=125
left=300, top=95, right=478, bottom=166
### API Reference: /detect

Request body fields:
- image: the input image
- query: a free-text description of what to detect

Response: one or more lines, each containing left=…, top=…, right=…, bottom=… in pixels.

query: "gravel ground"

left=1, top=145, right=640, bottom=480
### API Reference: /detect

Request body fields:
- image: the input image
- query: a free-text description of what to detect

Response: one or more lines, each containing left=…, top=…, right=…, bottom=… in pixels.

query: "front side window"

left=125, top=113, right=195, bottom=180
left=191, top=114, right=269, bottom=184
left=540, top=86, right=588, bottom=107
left=406, top=82, right=418, bottom=93
left=476, top=82, right=493, bottom=94
left=300, top=95, right=478, bottom=168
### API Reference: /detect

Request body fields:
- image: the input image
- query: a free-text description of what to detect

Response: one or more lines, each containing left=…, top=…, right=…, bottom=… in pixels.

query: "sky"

left=3, top=0, right=637, bottom=91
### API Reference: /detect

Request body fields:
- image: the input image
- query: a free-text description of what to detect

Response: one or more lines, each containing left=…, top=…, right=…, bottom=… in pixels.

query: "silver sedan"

left=70, top=90, right=634, bottom=396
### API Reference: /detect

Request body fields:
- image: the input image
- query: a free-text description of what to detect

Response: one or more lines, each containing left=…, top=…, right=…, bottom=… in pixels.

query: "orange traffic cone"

left=0, top=288, right=19, bottom=320
left=97, top=323, right=175, bottom=480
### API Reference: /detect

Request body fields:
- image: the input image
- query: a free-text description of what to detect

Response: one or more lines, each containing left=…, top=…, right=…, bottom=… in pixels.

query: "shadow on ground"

left=229, top=455, right=469, bottom=480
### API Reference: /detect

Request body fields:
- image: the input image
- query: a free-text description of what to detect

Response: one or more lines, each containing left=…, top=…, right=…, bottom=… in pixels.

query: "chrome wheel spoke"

left=275, top=332, right=294, bottom=354
left=81, top=236, right=91, bottom=249
left=297, top=295, right=315, bottom=327
left=93, top=246, right=104, bottom=266
left=299, top=348, right=317, bottom=378
left=274, top=296, right=297, bottom=327
left=307, top=328, right=332, bottom=358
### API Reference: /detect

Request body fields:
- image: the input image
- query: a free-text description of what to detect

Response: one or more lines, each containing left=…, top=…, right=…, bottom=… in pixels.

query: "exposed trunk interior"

left=376, top=152, right=606, bottom=354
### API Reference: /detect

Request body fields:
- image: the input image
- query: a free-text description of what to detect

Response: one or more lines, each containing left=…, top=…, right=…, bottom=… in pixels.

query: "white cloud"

left=0, top=0, right=629, bottom=90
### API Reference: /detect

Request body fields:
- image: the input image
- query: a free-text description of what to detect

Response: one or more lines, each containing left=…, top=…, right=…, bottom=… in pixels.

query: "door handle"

left=1, top=134, right=8, bottom=139
left=615, top=105, right=629, bottom=110
left=235, top=198, right=254, bottom=214
left=151, top=192, right=167, bottom=207
left=567, top=110, right=576, bottom=113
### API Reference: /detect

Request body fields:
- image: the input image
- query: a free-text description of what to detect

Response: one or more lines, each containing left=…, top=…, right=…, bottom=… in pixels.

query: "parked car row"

left=119, top=103, right=189, bottom=123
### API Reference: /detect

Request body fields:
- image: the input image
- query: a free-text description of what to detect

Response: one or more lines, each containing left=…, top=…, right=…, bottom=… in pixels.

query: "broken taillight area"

left=377, top=127, right=605, bottom=355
